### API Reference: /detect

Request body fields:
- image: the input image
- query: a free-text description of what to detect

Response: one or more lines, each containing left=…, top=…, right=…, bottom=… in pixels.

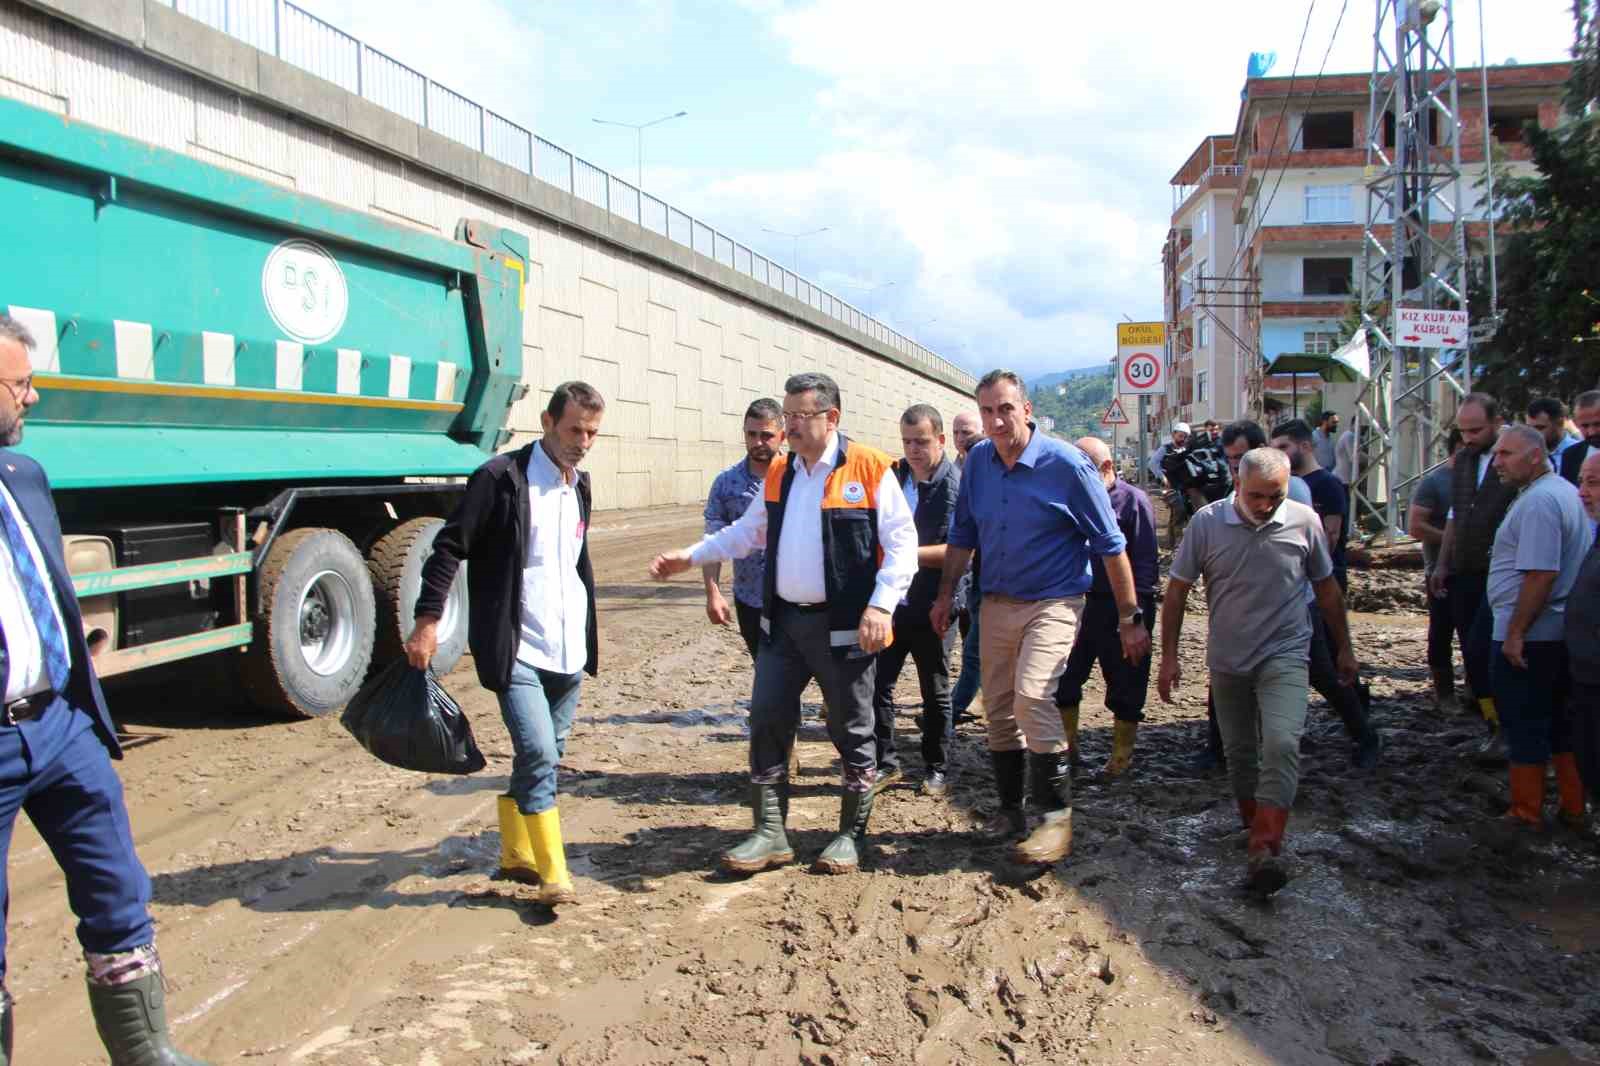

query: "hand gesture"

left=706, top=588, right=733, bottom=626
left=649, top=550, right=693, bottom=580
left=1157, top=655, right=1181, bottom=703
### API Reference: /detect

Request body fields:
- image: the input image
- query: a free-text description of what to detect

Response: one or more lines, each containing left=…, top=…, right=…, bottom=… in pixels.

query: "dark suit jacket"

left=0, top=449, right=121, bottom=757
left=1559, top=441, right=1591, bottom=487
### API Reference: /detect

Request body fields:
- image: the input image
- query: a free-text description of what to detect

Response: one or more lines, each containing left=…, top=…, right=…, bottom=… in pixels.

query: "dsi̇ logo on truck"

left=262, top=239, right=349, bottom=345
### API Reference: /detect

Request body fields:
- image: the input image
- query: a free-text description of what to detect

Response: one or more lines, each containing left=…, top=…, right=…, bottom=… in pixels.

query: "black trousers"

left=734, top=599, right=763, bottom=661
left=1572, top=677, right=1600, bottom=801
left=872, top=614, right=954, bottom=774
left=1053, top=593, right=1154, bottom=722
left=1448, top=571, right=1493, bottom=701
left=1309, top=605, right=1370, bottom=740
left=749, top=605, right=877, bottom=789
left=1426, top=578, right=1456, bottom=688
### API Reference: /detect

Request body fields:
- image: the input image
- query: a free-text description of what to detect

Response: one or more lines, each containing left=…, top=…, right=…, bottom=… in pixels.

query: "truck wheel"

left=243, top=527, right=376, bottom=718
left=368, top=517, right=469, bottom=676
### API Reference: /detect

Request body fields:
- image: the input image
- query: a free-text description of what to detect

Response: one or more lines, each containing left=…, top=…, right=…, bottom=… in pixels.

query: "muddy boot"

left=1013, top=752, right=1072, bottom=866
left=495, top=795, right=540, bottom=885
left=1474, top=698, right=1507, bottom=766
left=1553, top=754, right=1588, bottom=831
left=1244, top=803, right=1291, bottom=898
left=1, top=987, right=11, bottom=1066
left=1058, top=703, right=1081, bottom=771
left=1105, top=720, right=1138, bottom=777
left=86, top=950, right=211, bottom=1066
left=813, top=788, right=875, bottom=874
left=526, top=808, right=578, bottom=906
left=722, top=782, right=795, bottom=873
left=1431, top=671, right=1461, bottom=716
left=1236, top=798, right=1258, bottom=831
left=984, top=749, right=1027, bottom=839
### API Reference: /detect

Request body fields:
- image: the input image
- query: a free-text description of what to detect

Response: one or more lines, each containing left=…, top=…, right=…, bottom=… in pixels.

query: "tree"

left=1469, top=1, right=1600, bottom=408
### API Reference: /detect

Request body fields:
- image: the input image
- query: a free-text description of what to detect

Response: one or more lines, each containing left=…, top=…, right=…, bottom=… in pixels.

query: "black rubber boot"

left=721, top=782, right=795, bottom=873
left=87, top=971, right=212, bottom=1066
left=1014, top=751, right=1072, bottom=866
left=813, top=788, right=875, bottom=874
left=1, top=987, right=12, bottom=1066
left=986, top=750, right=1027, bottom=839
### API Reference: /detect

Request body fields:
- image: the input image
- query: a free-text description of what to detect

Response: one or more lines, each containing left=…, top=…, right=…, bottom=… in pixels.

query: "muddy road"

left=14, top=505, right=1600, bottom=1065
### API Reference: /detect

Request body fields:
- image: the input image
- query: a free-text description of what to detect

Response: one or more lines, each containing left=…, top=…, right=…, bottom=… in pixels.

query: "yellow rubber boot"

left=1059, top=703, right=1081, bottom=768
left=1474, top=698, right=1507, bottom=766
left=525, top=808, right=578, bottom=906
left=496, top=796, right=540, bottom=885
left=1105, top=720, right=1139, bottom=777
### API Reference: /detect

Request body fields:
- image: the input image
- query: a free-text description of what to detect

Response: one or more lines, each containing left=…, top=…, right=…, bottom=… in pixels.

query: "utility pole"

left=1354, top=0, right=1471, bottom=543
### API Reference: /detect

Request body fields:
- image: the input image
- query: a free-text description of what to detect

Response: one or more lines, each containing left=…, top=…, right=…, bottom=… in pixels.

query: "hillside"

left=1029, top=366, right=1114, bottom=440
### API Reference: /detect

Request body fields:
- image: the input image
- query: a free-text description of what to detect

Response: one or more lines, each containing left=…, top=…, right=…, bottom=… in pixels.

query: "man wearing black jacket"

left=872, top=405, right=960, bottom=796
left=1558, top=390, right=1600, bottom=487
left=406, top=381, right=604, bottom=907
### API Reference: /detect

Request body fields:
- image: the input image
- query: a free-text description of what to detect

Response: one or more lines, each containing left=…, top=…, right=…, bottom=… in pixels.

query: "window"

left=1381, top=110, right=1441, bottom=148
left=1303, top=257, right=1353, bottom=295
left=1489, top=106, right=1539, bottom=144
left=1197, top=207, right=1209, bottom=237
left=1299, top=111, right=1355, bottom=150
left=1197, top=316, right=1211, bottom=348
left=1304, top=185, right=1353, bottom=224
left=1197, top=371, right=1209, bottom=403
left=1304, top=330, right=1340, bottom=355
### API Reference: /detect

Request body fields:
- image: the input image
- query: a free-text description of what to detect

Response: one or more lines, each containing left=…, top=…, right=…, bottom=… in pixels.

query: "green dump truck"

left=0, top=96, right=528, bottom=717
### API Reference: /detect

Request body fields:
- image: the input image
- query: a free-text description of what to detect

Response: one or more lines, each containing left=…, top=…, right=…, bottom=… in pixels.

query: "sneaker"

left=922, top=770, right=949, bottom=797
left=1352, top=729, right=1383, bottom=770
left=871, top=767, right=905, bottom=795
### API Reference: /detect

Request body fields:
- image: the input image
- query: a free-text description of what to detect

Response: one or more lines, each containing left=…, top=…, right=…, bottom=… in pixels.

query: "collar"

left=794, top=432, right=841, bottom=476
left=1012, top=424, right=1045, bottom=469
left=1224, top=491, right=1285, bottom=528
left=528, top=438, right=571, bottom=488
left=898, top=456, right=951, bottom=487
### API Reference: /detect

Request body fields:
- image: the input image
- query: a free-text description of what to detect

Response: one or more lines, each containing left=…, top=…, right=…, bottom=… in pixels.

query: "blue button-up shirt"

left=704, top=458, right=767, bottom=608
left=949, top=427, right=1127, bottom=600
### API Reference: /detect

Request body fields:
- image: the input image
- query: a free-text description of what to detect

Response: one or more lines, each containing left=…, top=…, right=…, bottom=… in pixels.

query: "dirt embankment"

left=11, top=505, right=1598, bottom=1066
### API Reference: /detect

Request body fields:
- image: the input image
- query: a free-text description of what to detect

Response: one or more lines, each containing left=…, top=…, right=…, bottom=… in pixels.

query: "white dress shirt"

left=0, top=480, right=72, bottom=701
left=517, top=442, right=588, bottom=675
left=689, top=433, right=918, bottom=614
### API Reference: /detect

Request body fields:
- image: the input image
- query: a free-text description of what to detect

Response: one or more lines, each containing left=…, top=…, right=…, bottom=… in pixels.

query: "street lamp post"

left=838, top=280, right=897, bottom=317
left=591, top=110, right=687, bottom=190
left=760, top=226, right=830, bottom=279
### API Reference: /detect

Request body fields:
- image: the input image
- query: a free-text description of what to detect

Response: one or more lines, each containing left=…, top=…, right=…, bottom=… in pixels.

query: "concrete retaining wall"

left=2, top=0, right=978, bottom=509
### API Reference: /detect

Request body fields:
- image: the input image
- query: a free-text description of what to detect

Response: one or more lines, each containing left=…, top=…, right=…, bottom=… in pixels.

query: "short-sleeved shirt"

left=1486, top=473, right=1595, bottom=643
left=1302, top=467, right=1349, bottom=571
left=1090, top=479, right=1158, bottom=598
left=1411, top=463, right=1455, bottom=573
left=949, top=428, right=1127, bottom=601
left=1169, top=495, right=1334, bottom=674
left=704, top=458, right=766, bottom=608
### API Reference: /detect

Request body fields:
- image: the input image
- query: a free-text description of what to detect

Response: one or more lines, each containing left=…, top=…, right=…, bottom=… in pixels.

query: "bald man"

left=1054, top=437, right=1159, bottom=775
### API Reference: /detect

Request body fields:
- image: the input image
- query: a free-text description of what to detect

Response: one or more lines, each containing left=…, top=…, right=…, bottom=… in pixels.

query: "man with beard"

left=1312, top=411, right=1340, bottom=472
left=1409, top=430, right=1466, bottom=714
left=1485, top=426, right=1593, bottom=830
left=1527, top=397, right=1579, bottom=469
left=0, top=315, right=213, bottom=1063
left=703, top=399, right=784, bottom=659
left=408, top=381, right=606, bottom=907
left=1160, top=447, right=1357, bottom=896
left=1558, top=391, right=1600, bottom=487
left=1429, top=394, right=1518, bottom=763
left=948, top=412, right=986, bottom=725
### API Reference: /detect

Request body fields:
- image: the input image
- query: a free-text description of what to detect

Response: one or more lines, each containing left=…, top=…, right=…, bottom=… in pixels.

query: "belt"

left=2, top=691, right=53, bottom=726
left=776, top=598, right=829, bottom=615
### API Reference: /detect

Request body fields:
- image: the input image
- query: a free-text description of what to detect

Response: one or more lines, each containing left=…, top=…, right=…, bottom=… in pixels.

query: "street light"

left=760, top=226, right=830, bottom=278
left=837, top=280, right=897, bottom=317
left=591, top=110, right=687, bottom=190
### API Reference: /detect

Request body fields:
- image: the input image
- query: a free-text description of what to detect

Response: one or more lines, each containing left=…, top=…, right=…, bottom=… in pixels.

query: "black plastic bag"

left=341, top=661, right=487, bottom=775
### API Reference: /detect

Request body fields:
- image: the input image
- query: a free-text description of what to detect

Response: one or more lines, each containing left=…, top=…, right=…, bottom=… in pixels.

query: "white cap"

left=1173, top=422, right=1191, bottom=434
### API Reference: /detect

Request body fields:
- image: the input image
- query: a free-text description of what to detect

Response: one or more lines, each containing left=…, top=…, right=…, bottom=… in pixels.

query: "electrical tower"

left=1354, top=0, right=1471, bottom=541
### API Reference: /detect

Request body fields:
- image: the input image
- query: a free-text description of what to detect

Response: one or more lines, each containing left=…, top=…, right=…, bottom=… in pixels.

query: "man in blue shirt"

left=1053, top=436, right=1158, bottom=777
left=703, top=399, right=784, bottom=658
left=932, top=370, right=1149, bottom=866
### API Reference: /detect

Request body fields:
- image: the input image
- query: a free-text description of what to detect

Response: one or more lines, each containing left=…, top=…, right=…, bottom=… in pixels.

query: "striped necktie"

left=0, top=491, right=70, bottom=693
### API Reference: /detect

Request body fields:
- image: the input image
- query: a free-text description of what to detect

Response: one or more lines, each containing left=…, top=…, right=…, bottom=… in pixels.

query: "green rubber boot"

left=813, top=787, right=876, bottom=874
left=721, top=782, right=794, bottom=873
left=87, top=971, right=212, bottom=1066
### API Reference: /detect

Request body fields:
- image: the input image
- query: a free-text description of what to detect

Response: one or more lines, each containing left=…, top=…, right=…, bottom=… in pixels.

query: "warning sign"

left=1395, top=307, right=1469, bottom=349
left=1101, top=397, right=1130, bottom=425
left=1116, top=322, right=1166, bottom=396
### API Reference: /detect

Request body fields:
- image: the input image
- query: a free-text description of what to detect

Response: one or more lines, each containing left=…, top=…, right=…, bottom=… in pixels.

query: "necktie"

left=0, top=491, right=71, bottom=694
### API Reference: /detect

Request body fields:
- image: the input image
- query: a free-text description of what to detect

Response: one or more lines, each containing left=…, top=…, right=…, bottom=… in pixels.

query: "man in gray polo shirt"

left=1159, top=447, right=1357, bottom=897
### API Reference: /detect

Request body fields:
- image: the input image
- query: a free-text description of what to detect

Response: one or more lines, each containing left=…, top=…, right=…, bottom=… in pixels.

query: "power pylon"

left=1354, top=0, right=1471, bottom=541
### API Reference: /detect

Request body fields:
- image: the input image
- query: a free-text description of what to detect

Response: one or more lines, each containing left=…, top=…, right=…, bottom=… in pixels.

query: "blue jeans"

left=497, top=660, right=583, bottom=815
left=1490, top=640, right=1572, bottom=765
left=0, top=698, right=153, bottom=980
left=951, top=593, right=982, bottom=716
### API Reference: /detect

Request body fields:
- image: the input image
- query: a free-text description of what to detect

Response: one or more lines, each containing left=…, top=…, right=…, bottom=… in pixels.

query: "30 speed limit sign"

left=1116, top=322, right=1166, bottom=396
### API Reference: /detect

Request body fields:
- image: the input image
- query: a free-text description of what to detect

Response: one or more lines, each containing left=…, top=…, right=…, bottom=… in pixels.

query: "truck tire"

left=242, top=527, right=377, bottom=719
left=368, top=517, right=469, bottom=676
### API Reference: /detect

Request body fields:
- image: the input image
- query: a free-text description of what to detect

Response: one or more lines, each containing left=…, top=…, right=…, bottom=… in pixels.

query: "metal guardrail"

left=157, top=0, right=973, bottom=390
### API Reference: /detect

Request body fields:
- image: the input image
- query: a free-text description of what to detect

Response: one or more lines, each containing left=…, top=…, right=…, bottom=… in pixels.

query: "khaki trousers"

left=978, top=595, right=1084, bottom=755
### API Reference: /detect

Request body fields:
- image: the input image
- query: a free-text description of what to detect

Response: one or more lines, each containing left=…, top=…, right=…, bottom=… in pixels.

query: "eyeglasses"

left=782, top=409, right=829, bottom=424
left=0, top=376, right=33, bottom=402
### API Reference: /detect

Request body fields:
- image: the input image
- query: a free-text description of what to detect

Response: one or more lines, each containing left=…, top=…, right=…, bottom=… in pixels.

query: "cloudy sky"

left=311, top=0, right=1577, bottom=381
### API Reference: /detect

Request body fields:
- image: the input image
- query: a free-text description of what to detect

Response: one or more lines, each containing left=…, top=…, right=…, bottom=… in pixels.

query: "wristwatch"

left=1120, top=607, right=1145, bottom=628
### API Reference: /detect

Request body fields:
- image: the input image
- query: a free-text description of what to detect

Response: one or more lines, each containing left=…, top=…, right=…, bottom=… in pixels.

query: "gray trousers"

left=750, top=605, right=878, bottom=792
left=1211, top=656, right=1310, bottom=809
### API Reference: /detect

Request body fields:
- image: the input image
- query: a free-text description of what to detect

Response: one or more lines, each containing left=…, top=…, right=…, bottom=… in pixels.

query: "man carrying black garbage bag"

left=406, top=381, right=605, bottom=908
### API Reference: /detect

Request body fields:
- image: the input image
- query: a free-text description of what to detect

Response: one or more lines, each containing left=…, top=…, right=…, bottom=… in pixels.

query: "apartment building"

left=1157, top=61, right=1571, bottom=432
